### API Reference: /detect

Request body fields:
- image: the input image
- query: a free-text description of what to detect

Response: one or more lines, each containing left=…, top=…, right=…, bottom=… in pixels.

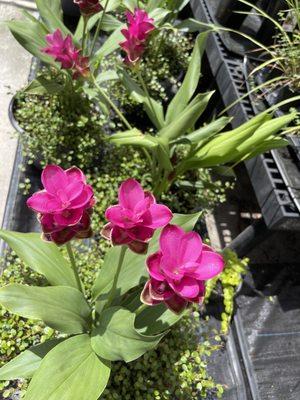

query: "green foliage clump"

left=14, top=71, right=105, bottom=171
left=205, top=249, right=249, bottom=334
left=0, top=242, right=224, bottom=399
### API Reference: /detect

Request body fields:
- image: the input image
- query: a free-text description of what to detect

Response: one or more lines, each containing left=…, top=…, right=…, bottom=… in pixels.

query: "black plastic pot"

left=61, top=0, right=80, bottom=17
left=8, top=95, right=43, bottom=170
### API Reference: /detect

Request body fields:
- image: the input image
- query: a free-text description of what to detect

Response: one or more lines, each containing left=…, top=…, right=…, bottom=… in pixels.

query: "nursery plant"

left=110, top=30, right=296, bottom=197
left=0, top=165, right=225, bottom=399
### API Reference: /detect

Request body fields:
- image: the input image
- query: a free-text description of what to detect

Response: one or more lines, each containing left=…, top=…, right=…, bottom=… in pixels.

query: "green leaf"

left=95, top=26, right=124, bottom=59
left=35, top=0, right=72, bottom=37
left=119, top=70, right=165, bottom=129
left=92, top=212, right=201, bottom=306
left=159, top=92, right=214, bottom=141
left=91, top=307, right=165, bottom=362
left=0, top=231, right=79, bottom=289
left=175, top=18, right=215, bottom=32
left=185, top=117, right=231, bottom=145
left=0, top=284, right=91, bottom=334
left=24, top=335, right=111, bottom=400
left=135, top=303, right=185, bottom=335
left=96, top=70, right=119, bottom=84
left=165, top=32, right=208, bottom=125
left=75, top=13, right=122, bottom=41
left=24, top=77, right=65, bottom=95
left=108, top=129, right=159, bottom=149
left=0, top=339, right=64, bottom=380
left=6, top=19, right=53, bottom=65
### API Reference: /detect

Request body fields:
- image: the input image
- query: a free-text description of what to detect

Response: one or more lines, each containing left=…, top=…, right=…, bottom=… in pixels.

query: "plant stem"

left=105, top=246, right=127, bottom=309
left=92, top=75, right=133, bottom=130
left=82, top=16, right=89, bottom=55
left=135, top=303, right=147, bottom=316
left=90, top=0, right=110, bottom=56
left=66, top=242, right=84, bottom=293
left=136, top=69, right=159, bottom=126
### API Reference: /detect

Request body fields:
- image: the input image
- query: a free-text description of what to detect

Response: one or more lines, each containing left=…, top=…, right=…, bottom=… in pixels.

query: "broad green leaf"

left=159, top=92, right=214, bottom=141
left=146, top=0, right=166, bottom=12
left=24, top=335, right=111, bottom=400
left=6, top=19, right=54, bottom=65
left=135, top=303, right=186, bottom=335
left=35, top=0, right=72, bottom=36
left=237, top=112, right=297, bottom=152
left=122, top=0, right=138, bottom=12
left=119, top=70, right=165, bottom=129
left=175, top=18, right=215, bottom=32
left=0, top=231, right=79, bottom=289
left=185, top=117, right=231, bottom=145
left=165, top=32, right=208, bottom=124
left=24, top=77, right=65, bottom=95
left=92, top=212, right=201, bottom=305
left=95, top=26, right=124, bottom=59
left=0, top=284, right=91, bottom=334
left=148, top=8, right=171, bottom=25
left=75, top=13, right=122, bottom=41
left=96, top=70, right=119, bottom=84
left=91, top=307, right=165, bottom=362
left=108, top=129, right=159, bottom=149
left=0, top=339, right=64, bottom=380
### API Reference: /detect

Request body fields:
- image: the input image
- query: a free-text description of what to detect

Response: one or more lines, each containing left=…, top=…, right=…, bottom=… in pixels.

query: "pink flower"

left=120, top=9, right=155, bottom=66
left=141, top=225, right=225, bottom=314
left=27, top=165, right=95, bottom=245
left=74, top=0, right=103, bottom=16
left=102, top=179, right=172, bottom=254
left=42, top=29, right=90, bottom=79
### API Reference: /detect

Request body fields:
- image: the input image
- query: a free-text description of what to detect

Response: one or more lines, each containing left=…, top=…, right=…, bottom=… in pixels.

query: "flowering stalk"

left=136, top=68, right=159, bottom=129
left=90, top=0, right=110, bottom=56
left=82, top=16, right=89, bottom=55
left=105, top=245, right=127, bottom=309
left=66, top=242, right=84, bottom=293
left=92, top=74, right=132, bottom=130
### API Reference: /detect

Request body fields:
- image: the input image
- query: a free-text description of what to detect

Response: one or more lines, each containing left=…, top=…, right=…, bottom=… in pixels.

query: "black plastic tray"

left=191, top=0, right=300, bottom=231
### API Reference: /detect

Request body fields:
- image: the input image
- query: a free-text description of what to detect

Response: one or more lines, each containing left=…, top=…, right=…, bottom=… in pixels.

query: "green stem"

left=66, top=242, right=84, bottom=293
left=90, top=0, right=110, bottom=56
left=92, top=75, right=133, bottom=130
left=136, top=69, right=158, bottom=126
left=105, top=246, right=127, bottom=309
left=82, top=16, right=89, bottom=55
left=135, top=303, right=147, bottom=316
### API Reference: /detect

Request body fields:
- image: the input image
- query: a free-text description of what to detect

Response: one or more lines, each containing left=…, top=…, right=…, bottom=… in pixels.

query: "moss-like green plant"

left=0, top=241, right=224, bottom=399
left=205, top=249, right=249, bottom=334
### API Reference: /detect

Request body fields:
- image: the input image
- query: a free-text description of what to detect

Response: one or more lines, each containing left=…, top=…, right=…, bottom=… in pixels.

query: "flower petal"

left=147, top=252, right=164, bottom=281
left=165, top=294, right=188, bottom=314
left=41, top=165, right=68, bottom=195
left=27, top=191, right=62, bottom=213
left=142, top=204, right=173, bottom=229
left=69, top=185, right=93, bottom=209
left=170, top=276, right=200, bottom=300
left=64, top=181, right=84, bottom=202
left=111, top=226, right=132, bottom=245
left=128, top=241, right=149, bottom=254
left=54, top=208, right=83, bottom=227
left=118, top=178, right=145, bottom=210
left=127, top=226, right=154, bottom=242
left=159, top=224, right=185, bottom=260
left=50, top=228, right=77, bottom=245
left=140, top=281, right=161, bottom=306
left=179, top=231, right=202, bottom=264
left=65, top=166, right=86, bottom=183
left=194, top=251, right=225, bottom=280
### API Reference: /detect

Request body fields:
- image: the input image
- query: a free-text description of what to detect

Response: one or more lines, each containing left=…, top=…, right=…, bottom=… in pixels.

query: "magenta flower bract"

left=27, top=165, right=95, bottom=245
left=74, top=0, right=103, bottom=16
left=120, top=9, right=155, bottom=66
left=141, top=224, right=225, bottom=314
left=102, top=179, right=172, bottom=254
left=42, top=29, right=90, bottom=79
